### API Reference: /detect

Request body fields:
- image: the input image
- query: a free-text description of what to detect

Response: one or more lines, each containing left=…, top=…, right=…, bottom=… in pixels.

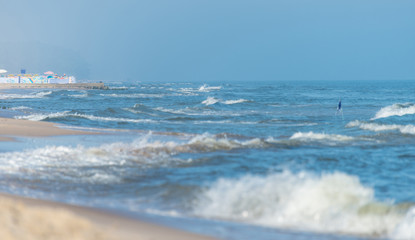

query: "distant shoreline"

left=0, top=83, right=108, bottom=90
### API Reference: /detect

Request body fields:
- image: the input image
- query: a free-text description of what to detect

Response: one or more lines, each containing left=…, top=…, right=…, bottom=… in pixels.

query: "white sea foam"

left=202, top=97, right=249, bottom=106
left=347, top=120, right=415, bottom=135
left=223, top=99, right=249, bottom=105
left=198, top=84, right=222, bottom=92
left=372, top=103, right=415, bottom=120
left=16, top=111, right=157, bottom=124
left=193, top=171, right=413, bottom=238
left=202, top=97, right=220, bottom=106
left=391, top=207, right=415, bottom=239
left=0, top=133, right=270, bottom=184
left=16, top=111, right=71, bottom=121
left=0, top=91, right=52, bottom=100
left=289, top=131, right=355, bottom=142
left=100, top=93, right=165, bottom=98
left=9, top=106, right=32, bottom=111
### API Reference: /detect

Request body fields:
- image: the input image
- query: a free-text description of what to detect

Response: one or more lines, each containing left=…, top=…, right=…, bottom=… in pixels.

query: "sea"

left=0, top=80, right=415, bottom=240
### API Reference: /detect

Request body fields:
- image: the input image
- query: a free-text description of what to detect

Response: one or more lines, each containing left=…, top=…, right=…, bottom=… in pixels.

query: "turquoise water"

left=0, top=80, right=415, bottom=239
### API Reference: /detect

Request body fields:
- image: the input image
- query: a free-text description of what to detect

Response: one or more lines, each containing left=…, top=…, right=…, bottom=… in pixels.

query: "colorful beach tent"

left=44, top=71, right=54, bottom=75
left=0, top=69, right=7, bottom=74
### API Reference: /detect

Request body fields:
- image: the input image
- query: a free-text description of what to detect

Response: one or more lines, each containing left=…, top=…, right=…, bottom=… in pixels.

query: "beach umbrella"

left=0, top=69, right=7, bottom=74
left=44, top=71, right=54, bottom=75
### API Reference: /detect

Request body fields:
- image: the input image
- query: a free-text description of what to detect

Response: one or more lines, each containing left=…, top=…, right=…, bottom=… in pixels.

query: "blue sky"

left=1, top=0, right=414, bottom=82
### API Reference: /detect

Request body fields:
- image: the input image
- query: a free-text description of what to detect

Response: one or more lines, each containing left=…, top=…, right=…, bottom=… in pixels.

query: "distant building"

left=0, top=70, right=76, bottom=84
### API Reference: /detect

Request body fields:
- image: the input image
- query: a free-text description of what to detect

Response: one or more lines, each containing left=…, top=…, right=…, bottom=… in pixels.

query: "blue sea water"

left=1, top=80, right=415, bottom=239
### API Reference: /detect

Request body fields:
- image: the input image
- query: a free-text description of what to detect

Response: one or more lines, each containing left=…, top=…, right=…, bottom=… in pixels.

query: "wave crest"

left=347, top=120, right=415, bottom=135
left=201, top=97, right=249, bottom=106
left=289, top=132, right=355, bottom=142
left=193, top=171, right=413, bottom=238
left=198, top=84, right=222, bottom=92
left=372, top=103, right=415, bottom=120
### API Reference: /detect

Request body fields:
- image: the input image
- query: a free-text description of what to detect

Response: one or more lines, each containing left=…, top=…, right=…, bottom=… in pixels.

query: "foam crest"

left=372, top=103, right=415, bottom=120
left=202, top=97, right=220, bottom=106
left=99, top=93, right=165, bottom=98
left=185, top=133, right=267, bottom=151
left=16, top=111, right=71, bottom=121
left=347, top=120, right=415, bottom=135
left=193, top=171, right=412, bottom=237
left=0, top=91, right=52, bottom=100
left=202, top=97, right=249, bottom=106
left=198, top=84, right=222, bottom=92
left=16, top=111, right=156, bottom=124
left=223, top=99, right=249, bottom=105
left=289, top=132, right=354, bottom=142
left=0, top=133, right=270, bottom=184
left=391, top=207, right=415, bottom=239
left=10, top=106, right=32, bottom=111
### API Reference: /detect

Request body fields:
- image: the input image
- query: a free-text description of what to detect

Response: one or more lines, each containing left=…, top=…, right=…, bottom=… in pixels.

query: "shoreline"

left=0, top=117, right=98, bottom=141
left=0, top=193, right=217, bottom=240
left=0, top=118, right=218, bottom=240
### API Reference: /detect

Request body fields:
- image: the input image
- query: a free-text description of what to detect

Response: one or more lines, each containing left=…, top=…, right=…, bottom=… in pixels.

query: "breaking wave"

left=198, top=84, right=222, bottom=92
left=9, top=106, right=32, bottom=111
left=289, top=132, right=355, bottom=142
left=347, top=120, right=415, bottom=135
left=0, top=91, right=52, bottom=100
left=16, top=111, right=157, bottom=124
left=99, top=93, right=165, bottom=98
left=223, top=99, right=249, bottom=105
left=202, top=97, right=220, bottom=106
left=372, top=103, right=415, bottom=120
left=0, top=133, right=272, bottom=184
left=202, top=97, right=249, bottom=106
left=193, top=171, right=415, bottom=238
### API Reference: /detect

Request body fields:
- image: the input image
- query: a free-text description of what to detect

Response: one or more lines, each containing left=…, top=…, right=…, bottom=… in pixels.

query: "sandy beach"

left=0, top=193, right=216, bottom=240
left=0, top=117, right=95, bottom=141
left=0, top=118, right=217, bottom=240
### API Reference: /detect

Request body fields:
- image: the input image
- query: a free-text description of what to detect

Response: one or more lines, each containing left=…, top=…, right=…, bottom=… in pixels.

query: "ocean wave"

left=69, top=91, right=88, bottom=98
left=99, top=93, right=165, bottom=98
left=0, top=91, right=52, bottom=100
left=108, top=86, right=132, bottom=90
left=153, top=107, right=243, bottom=117
left=289, top=131, right=355, bottom=142
left=16, top=111, right=157, bottom=124
left=223, top=99, right=249, bottom=105
left=198, top=84, right=222, bottom=92
left=16, top=111, right=72, bottom=121
left=202, top=97, right=220, bottom=106
left=201, top=97, right=250, bottom=106
left=9, top=106, right=32, bottom=111
left=0, top=133, right=270, bottom=184
left=193, top=171, right=414, bottom=238
left=347, top=120, right=415, bottom=135
left=372, top=103, right=415, bottom=120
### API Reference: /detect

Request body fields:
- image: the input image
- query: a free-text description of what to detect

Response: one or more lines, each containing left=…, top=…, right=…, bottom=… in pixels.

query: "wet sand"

left=0, top=193, right=216, bottom=240
left=0, top=117, right=96, bottom=141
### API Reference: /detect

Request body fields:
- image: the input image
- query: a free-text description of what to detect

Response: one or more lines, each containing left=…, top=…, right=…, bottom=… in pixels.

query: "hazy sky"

left=1, top=0, right=414, bottom=82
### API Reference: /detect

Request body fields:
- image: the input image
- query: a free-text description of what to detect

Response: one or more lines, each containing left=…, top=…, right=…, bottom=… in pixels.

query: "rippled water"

left=1, top=80, right=415, bottom=239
